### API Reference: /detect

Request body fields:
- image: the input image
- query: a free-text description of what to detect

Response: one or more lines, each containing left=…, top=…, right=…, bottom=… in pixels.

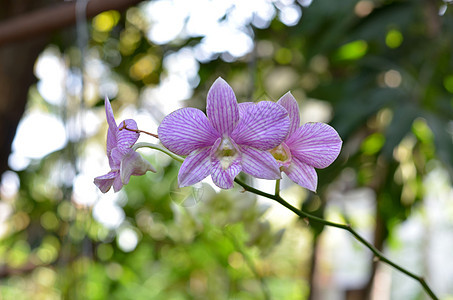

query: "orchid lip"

left=270, top=142, right=292, bottom=168
left=214, top=136, right=240, bottom=170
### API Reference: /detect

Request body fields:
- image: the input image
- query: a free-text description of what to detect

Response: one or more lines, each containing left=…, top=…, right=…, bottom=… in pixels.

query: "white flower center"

left=215, top=137, right=239, bottom=170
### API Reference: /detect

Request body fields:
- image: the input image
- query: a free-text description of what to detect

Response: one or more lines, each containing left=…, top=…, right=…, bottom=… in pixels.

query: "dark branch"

left=0, top=0, right=143, bottom=46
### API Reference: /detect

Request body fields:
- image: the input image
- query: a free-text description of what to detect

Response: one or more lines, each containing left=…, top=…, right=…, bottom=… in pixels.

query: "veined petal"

left=238, top=102, right=253, bottom=118
left=158, top=107, right=219, bottom=156
left=94, top=170, right=118, bottom=193
left=277, top=92, right=300, bottom=136
left=105, top=97, right=117, bottom=157
left=240, top=146, right=281, bottom=180
left=112, top=175, right=123, bottom=192
left=117, top=119, right=139, bottom=155
left=120, top=150, right=156, bottom=185
left=110, top=148, right=123, bottom=169
left=107, top=129, right=116, bottom=168
left=211, top=158, right=242, bottom=189
left=105, top=96, right=117, bottom=136
left=206, top=77, right=240, bottom=135
left=286, top=122, right=342, bottom=169
left=178, top=147, right=212, bottom=187
left=210, top=137, right=242, bottom=189
left=231, top=101, right=290, bottom=150
left=284, top=157, right=318, bottom=192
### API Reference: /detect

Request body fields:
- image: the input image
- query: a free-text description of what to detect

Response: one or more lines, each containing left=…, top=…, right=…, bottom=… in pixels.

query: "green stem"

left=131, top=144, right=437, bottom=299
left=233, top=178, right=439, bottom=300
left=274, top=179, right=281, bottom=197
left=133, top=142, right=184, bottom=163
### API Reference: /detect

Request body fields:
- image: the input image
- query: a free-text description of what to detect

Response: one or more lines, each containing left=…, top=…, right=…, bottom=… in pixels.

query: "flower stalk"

left=133, top=142, right=184, bottom=163
left=233, top=178, right=439, bottom=300
left=119, top=122, right=159, bottom=139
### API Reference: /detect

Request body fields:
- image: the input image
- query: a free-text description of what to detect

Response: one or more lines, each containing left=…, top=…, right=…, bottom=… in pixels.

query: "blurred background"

left=0, top=0, right=452, bottom=299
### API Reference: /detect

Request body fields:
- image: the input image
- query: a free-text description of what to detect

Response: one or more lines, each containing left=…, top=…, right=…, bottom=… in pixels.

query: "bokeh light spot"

left=129, top=54, right=158, bottom=81
left=384, top=69, right=402, bottom=88
left=412, top=118, right=434, bottom=144
left=386, top=29, right=403, bottom=49
left=11, top=111, right=67, bottom=164
left=97, top=243, right=114, bottom=261
left=117, top=227, right=139, bottom=252
left=93, top=10, right=121, bottom=32
left=354, top=0, right=374, bottom=17
left=443, top=75, right=453, bottom=93
left=275, top=48, right=293, bottom=64
left=40, top=211, right=59, bottom=231
left=361, top=133, right=385, bottom=155
left=335, top=40, right=368, bottom=60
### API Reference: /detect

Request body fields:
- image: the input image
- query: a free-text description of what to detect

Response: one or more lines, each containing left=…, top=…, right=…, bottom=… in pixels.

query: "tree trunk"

left=0, top=0, right=53, bottom=179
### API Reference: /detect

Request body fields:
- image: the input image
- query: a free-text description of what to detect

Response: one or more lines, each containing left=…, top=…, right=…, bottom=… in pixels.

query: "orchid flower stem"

left=233, top=178, right=439, bottom=300
left=119, top=123, right=159, bottom=139
left=275, top=179, right=281, bottom=197
left=131, top=144, right=438, bottom=299
left=132, top=142, right=184, bottom=163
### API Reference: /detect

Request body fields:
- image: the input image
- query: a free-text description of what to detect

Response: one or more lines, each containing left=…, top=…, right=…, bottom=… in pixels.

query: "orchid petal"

left=105, top=96, right=117, bottom=137
left=206, top=77, right=240, bottom=135
left=284, top=157, right=318, bottom=192
left=158, top=107, right=219, bottom=156
left=231, top=101, right=290, bottom=150
left=112, top=175, right=123, bottom=192
left=94, top=171, right=118, bottom=193
left=120, top=150, right=156, bottom=185
left=238, top=102, right=253, bottom=118
left=240, top=146, right=281, bottom=180
left=115, top=119, right=140, bottom=156
left=178, top=147, right=212, bottom=187
left=277, top=92, right=300, bottom=136
left=110, top=148, right=123, bottom=168
left=105, top=97, right=117, bottom=158
left=286, top=122, right=342, bottom=169
left=210, top=137, right=242, bottom=189
left=211, top=159, right=242, bottom=189
left=107, top=129, right=116, bottom=168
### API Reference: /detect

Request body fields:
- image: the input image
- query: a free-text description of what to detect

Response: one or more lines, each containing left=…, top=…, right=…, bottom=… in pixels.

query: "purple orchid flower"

left=94, top=97, right=156, bottom=193
left=271, top=92, right=342, bottom=192
left=158, top=77, right=290, bottom=189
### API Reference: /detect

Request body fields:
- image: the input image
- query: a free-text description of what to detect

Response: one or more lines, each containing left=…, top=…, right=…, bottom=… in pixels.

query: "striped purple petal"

left=117, top=119, right=139, bottom=155
left=206, top=77, right=240, bottom=135
left=210, top=136, right=242, bottom=189
left=107, top=129, right=116, bottom=169
left=112, top=173, right=123, bottom=192
left=284, top=157, right=318, bottom=192
left=94, top=171, right=118, bottom=193
left=240, top=146, right=281, bottom=180
left=158, top=107, right=220, bottom=156
left=105, top=97, right=117, bottom=158
left=286, top=122, right=342, bottom=169
left=178, top=147, right=212, bottom=187
left=231, top=101, right=290, bottom=150
left=277, top=92, right=300, bottom=136
left=210, top=158, right=242, bottom=189
left=238, top=102, right=253, bottom=118
left=110, top=148, right=123, bottom=169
